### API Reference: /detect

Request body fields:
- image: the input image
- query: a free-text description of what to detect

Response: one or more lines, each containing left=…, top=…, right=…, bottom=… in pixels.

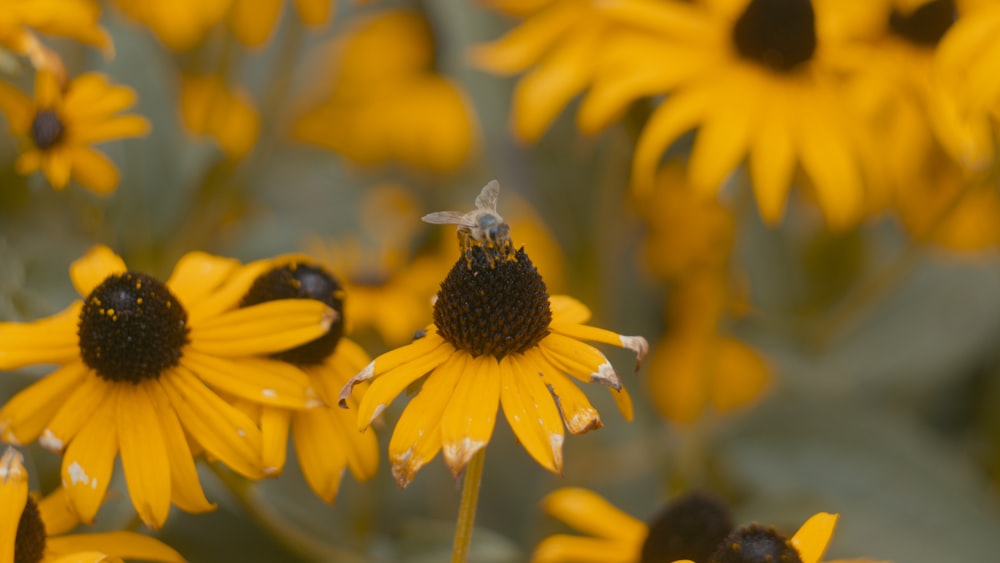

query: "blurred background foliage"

left=2, top=0, right=1000, bottom=562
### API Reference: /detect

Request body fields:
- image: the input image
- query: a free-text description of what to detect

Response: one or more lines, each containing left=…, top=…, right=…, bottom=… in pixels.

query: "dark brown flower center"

left=640, top=492, right=734, bottom=563
left=15, top=496, right=46, bottom=563
left=889, top=0, right=955, bottom=47
left=240, top=262, right=345, bottom=365
left=433, top=246, right=551, bottom=359
left=732, top=0, right=816, bottom=72
left=30, top=110, right=64, bottom=150
left=709, top=524, right=802, bottom=563
left=78, top=271, right=189, bottom=384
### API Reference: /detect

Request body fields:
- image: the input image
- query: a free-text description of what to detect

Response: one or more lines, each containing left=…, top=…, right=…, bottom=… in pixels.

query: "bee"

left=422, top=180, right=513, bottom=261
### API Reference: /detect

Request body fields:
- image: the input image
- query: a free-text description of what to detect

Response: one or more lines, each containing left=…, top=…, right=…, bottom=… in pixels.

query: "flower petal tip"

left=444, top=438, right=487, bottom=478
left=39, top=428, right=64, bottom=452
left=0, top=447, right=25, bottom=482
left=589, top=362, right=622, bottom=391
left=621, top=335, right=649, bottom=371
left=338, top=361, right=375, bottom=408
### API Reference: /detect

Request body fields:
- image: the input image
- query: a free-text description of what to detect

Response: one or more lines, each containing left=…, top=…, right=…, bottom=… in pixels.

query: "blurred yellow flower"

left=0, top=0, right=111, bottom=78
left=339, top=182, right=646, bottom=487
left=234, top=259, right=379, bottom=503
left=588, top=0, right=876, bottom=228
left=1, top=448, right=184, bottom=563
left=293, top=10, right=477, bottom=172
left=180, top=74, right=260, bottom=159
left=0, top=71, right=150, bottom=195
left=0, top=246, right=335, bottom=528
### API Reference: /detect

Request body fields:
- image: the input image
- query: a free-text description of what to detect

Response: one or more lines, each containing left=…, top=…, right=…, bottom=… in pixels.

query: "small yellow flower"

left=1, top=448, right=184, bottom=563
left=231, top=259, right=379, bottom=503
left=0, top=0, right=111, bottom=78
left=533, top=487, right=845, bottom=563
left=0, top=71, right=150, bottom=195
left=293, top=10, right=477, bottom=172
left=0, top=246, right=336, bottom=529
left=339, top=181, right=647, bottom=487
left=179, top=74, right=260, bottom=159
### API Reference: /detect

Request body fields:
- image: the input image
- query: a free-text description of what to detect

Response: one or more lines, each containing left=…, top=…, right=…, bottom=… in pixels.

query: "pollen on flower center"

left=640, top=493, right=734, bottom=563
left=433, top=245, right=551, bottom=359
left=78, top=272, right=189, bottom=384
left=889, top=0, right=956, bottom=47
left=30, top=109, right=65, bottom=150
left=240, top=262, right=345, bottom=365
left=14, top=496, right=46, bottom=563
left=708, top=524, right=803, bottom=563
left=732, top=0, right=817, bottom=72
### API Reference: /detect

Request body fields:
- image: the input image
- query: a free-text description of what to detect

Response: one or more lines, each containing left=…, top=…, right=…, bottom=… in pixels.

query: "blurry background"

left=2, top=0, right=1000, bottom=561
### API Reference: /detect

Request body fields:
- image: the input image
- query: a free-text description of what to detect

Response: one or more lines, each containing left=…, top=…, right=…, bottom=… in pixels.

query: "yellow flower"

left=1, top=448, right=185, bottom=563
left=339, top=181, right=647, bottom=486
left=179, top=74, right=260, bottom=159
left=533, top=487, right=844, bottom=563
left=231, top=259, right=379, bottom=503
left=0, top=245, right=336, bottom=529
left=293, top=10, right=477, bottom=172
left=0, top=71, right=150, bottom=195
left=228, top=0, right=332, bottom=47
left=0, top=0, right=111, bottom=78
left=581, top=0, right=877, bottom=228
left=471, top=0, right=623, bottom=142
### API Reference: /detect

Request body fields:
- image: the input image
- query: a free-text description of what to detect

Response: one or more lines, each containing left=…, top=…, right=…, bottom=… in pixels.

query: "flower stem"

left=452, top=448, right=486, bottom=563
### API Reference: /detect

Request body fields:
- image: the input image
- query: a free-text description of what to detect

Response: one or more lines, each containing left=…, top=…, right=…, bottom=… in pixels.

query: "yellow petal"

left=180, top=352, right=314, bottom=409
left=43, top=373, right=114, bottom=452
left=14, top=150, right=43, bottom=175
left=632, top=88, right=711, bottom=195
left=37, top=487, right=79, bottom=536
left=188, top=299, right=334, bottom=356
left=749, top=85, right=795, bottom=224
left=498, top=355, right=564, bottom=474
left=790, top=513, right=839, bottom=563
left=117, top=384, right=171, bottom=529
left=711, top=338, right=770, bottom=413
left=532, top=535, right=638, bottom=563
left=608, top=385, right=634, bottom=422
left=292, top=0, right=331, bottom=25
left=61, top=394, right=119, bottom=525
left=387, top=362, right=459, bottom=488
left=70, top=114, right=150, bottom=145
left=68, top=148, right=120, bottom=195
left=0, top=302, right=81, bottom=369
left=536, top=355, right=602, bottom=434
left=469, top=2, right=577, bottom=74
left=0, top=363, right=88, bottom=445
left=145, top=380, right=214, bottom=513
left=0, top=448, right=28, bottom=563
left=46, top=532, right=184, bottom=562
left=62, top=74, right=137, bottom=119
left=43, top=148, right=72, bottom=189
left=48, top=552, right=122, bottom=563
left=159, top=369, right=264, bottom=479
left=164, top=251, right=240, bottom=310
left=0, top=81, right=33, bottom=133
left=549, top=322, right=649, bottom=369
left=441, top=355, right=501, bottom=477
left=596, top=0, right=710, bottom=39
left=34, top=70, right=61, bottom=108
left=687, top=70, right=758, bottom=196
left=355, top=343, right=456, bottom=429
left=229, top=0, right=283, bottom=47
left=548, top=295, right=590, bottom=325
left=70, top=245, right=127, bottom=297
left=292, top=408, right=348, bottom=502
left=541, top=487, right=647, bottom=541
left=261, top=407, right=291, bottom=475
left=538, top=332, right=620, bottom=389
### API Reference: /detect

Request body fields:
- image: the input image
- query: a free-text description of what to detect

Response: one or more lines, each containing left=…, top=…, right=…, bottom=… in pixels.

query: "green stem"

left=452, top=448, right=486, bottom=563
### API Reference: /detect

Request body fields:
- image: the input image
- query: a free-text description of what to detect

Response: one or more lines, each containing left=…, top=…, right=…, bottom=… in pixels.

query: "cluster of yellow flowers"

left=2, top=0, right=998, bottom=561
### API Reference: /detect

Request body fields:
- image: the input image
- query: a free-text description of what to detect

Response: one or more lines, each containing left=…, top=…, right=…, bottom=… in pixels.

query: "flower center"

left=640, top=492, right=734, bottom=563
left=15, top=497, right=46, bottom=563
left=732, top=0, right=817, bottom=72
left=889, top=0, right=955, bottom=47
left=30, top=110, right=65, bottom=150
left=240, top=262, right=345, bottom=365
left=709, top=524, right=802, bottom=563
left=433, top=245, right=551, bottom=359
left=78, top=272, right=189, bottom=384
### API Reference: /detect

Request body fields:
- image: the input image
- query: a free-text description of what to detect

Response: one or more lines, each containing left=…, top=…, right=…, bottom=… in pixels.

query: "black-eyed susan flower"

left=232, top=259, right=379, bottom=503
left=339, top=181, right=648, bottom=487
left=0, top=71, right=150, bottom=195
left=293, top=10, right=477, bottom=173
left=1, top=448, right=185, bottom=563
left=0, top=245, right=336, bottom=529
left=0, top=0, right=111, bottom=79
left=533, top=487, right=845, bottom=563
left=578, top=0, right=877, bottom=228
left=179, top=74, right=260, bottom=160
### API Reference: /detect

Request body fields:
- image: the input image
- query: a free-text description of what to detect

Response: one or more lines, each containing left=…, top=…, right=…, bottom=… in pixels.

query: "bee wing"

left=422, top=211, right=472, bottom=226
left=474, top=180, right=500, bottom=212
